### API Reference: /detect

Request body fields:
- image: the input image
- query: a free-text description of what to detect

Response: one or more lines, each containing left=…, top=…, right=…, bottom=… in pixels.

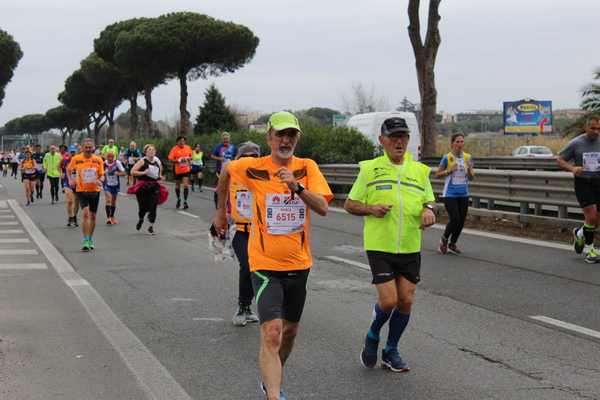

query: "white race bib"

left=24, top=168, right=35, bottom=174
left=236, top=191, right=253, bottom=218
left=82, top=168, right=97, bottom=184
left=451, top=159, right=468, bottom=185
left=265, top=194, right=306, bottom=235
left=147, top=165, right=159, bottom=179
left=128, top=156, right=135, bottom=165
left=583, top=152, right=600, bottom=172
left=106, top=174, right=119, bottom=186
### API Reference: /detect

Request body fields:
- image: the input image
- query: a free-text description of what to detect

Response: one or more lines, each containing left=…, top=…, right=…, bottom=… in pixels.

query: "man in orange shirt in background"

left=168, top=136, right=193, bottom=209
left=214, top=111, right=333, bottom=400
left=67, top=138, right=104, bottom=252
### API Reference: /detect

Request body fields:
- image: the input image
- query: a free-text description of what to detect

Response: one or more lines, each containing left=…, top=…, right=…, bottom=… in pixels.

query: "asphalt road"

left=0, top=174, right=599, bottom=400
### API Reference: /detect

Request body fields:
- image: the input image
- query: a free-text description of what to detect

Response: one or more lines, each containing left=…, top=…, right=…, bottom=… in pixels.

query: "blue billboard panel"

left=503, top=100, right=553, bottom=135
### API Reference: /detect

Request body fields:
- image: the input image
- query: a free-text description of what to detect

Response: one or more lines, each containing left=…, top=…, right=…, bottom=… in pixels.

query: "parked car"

left=511, top=145, right=554, bottom=158
left=345, top=111, right=421, bottom=159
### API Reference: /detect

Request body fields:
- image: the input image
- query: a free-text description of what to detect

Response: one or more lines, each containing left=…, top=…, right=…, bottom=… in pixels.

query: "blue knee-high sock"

left=385, top=309, right=410, bottom=352
left=367, top=303, right=392, bottom=341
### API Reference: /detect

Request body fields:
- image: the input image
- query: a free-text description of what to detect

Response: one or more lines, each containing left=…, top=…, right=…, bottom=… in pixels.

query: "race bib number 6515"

left=265, top=194, right=306, bottom=235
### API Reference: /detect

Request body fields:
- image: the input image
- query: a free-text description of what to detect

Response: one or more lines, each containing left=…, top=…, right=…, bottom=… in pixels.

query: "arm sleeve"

left=439, top=155, right=448, bottom=169
left=306, top=160, right=334, bottom=203
left=211, top=145, right=221, bottom=157
left=347, top=165, right=368, bottom=203
left=42, top=154, right=49, bottom=170
left=117, top=161, right=125, bottom=172
left=167, top=147, right=176, bottom=161
left=226, top=158, right=252, bottom=190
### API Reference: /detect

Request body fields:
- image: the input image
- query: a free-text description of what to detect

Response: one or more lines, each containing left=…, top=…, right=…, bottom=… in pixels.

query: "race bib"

left=265, top=194, right=306, bottom=235
left=24, top=168, right=35, bottom=174
left=106, top=174, right=119, bottom=186
left=147, top=165, right=159, bottom=179
left=236, top=191, right=253, bottom=218
left=452, top=159, right=468, bottom=185
left=128, top=156, right=135, bottom=165
left=583, top=152, right=600, bottom=172
left=192, top=159, right=203, bottom=166
left=179, top=158, right=188, bottom=166
left=82, top=168, right=97, bottom=184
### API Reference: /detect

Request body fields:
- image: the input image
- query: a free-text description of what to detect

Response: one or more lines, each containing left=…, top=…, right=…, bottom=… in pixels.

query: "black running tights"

left=442, top=196, right=469, bottom=244
left=135, top=183, right=160, bottom=224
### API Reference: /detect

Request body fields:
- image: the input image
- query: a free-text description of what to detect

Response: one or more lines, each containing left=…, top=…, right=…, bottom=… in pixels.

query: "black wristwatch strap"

left=295, top=184, right=305, bottom=194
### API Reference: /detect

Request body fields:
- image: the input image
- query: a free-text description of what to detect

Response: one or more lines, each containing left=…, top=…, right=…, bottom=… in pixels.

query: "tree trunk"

left=178, top=70, right=191, bottom=134
left=129, top=95, right=139, bottom=138
left=106, top=108, right=115, bottom=141
left=67, top=129, right=73, bottom=145
left=143, top=87, right=153, bottom=138
left=61, top=129, right=67, bottom=145
left=408, top=0, right=441, bottom=157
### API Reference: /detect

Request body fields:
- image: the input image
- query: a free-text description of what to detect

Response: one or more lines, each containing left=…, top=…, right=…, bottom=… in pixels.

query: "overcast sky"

left=1, top=0, right=599, bottom=126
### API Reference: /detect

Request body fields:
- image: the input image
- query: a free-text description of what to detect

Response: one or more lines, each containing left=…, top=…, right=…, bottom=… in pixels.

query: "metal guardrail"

left=320, top=164, right=580, bottom=228
left=420, top=156, right=560, bottom=171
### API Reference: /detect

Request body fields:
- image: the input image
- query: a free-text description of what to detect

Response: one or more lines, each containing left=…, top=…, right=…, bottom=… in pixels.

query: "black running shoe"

left=136, top=219, right=143, bottom=231
left=176, top=199, right=181, bottom=209
left=183, top=202, right=189, bottom=210
left=148, top=225, right=155, bottom=235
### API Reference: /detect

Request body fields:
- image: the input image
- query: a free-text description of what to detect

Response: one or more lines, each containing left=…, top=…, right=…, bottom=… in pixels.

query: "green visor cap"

left=267, top=111, right=302, bottom=133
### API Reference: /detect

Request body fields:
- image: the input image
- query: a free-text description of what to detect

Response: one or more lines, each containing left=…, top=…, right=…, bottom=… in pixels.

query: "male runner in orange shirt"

left=214, top=111, right=333, bottom=400
left=67, top=138, right=104, bottom=251
left=168, top=136, right=193, bottom=209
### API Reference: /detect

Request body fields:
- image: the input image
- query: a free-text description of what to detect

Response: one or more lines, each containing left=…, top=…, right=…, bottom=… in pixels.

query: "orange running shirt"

left=67, top=153, right=104, bottom=193
left=20, top=159, right=36, bottom=173
left=168, top=145, right=193, bottom=175
left=227, top=156, right=333, bottom=272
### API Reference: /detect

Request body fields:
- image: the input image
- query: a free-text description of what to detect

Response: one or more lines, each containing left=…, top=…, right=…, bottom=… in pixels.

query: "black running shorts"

left=574, top=177, right=600, bottom=208
left=366, top=251, right=421, bottom=285
left=251, top=269, right=310, bottom=324
left=173, top=172, right=190, bottom=182
left=76, top=192, right=100, bottom=214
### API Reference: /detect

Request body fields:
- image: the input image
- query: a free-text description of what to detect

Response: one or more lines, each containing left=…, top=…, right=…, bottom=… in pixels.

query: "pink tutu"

left=127, top=181, right=169, bottom=205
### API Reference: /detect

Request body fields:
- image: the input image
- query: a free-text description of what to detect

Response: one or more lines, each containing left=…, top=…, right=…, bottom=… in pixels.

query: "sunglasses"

left=274, top=129, right=299, bottom=139
left=239, top=154, right=259, bottom=158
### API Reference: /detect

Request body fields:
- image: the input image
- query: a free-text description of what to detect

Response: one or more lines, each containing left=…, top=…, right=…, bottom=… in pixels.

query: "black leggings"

left=232, top=230, right=254, bottom=306
left=11, top=163, right=18, bottom=177
left=49, top=177, right=60, bottom=199
left=442, top=197, right=469, bottom=244
left=135, top=183, right=160, bottom=224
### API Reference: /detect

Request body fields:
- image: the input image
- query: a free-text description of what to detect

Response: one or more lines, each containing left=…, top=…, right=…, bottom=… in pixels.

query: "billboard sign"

left=503, top=99, right=552, bottom=135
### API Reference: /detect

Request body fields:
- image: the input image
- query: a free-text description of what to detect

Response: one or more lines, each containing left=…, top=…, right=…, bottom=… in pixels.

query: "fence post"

left=534, top=203, right=543, bottom=216
left=520, top=202, right=529, bottom=215
left=487, top=199, right=495, bottom=210
left=558, top=205, right=568, bottom=219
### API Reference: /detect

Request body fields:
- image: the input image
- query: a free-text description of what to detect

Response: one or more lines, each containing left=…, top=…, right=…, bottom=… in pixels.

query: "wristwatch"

left=423, top=204, right=435, bottom=212
left=294, top=183, right=305, bottom=195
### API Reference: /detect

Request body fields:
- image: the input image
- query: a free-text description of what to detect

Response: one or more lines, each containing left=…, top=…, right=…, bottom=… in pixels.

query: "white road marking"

left=0, top=200, right=6, bottom=208
left=0, top=215, right=16, bottom=219
left=530, top=315, right=600, bottom=340
left=169, top=298, right=198, bottom=302
left=177, top=211, right=199, bottom=219
left=0, top=249, right=38, bottom=255
left=323, top=255, right=370, bottom=271
left=193, top=317, right=224, bottom=322
left=0, top=238, right=29, bottom=243
left=8, top=199, right=194, bottom=400
left=0, top=229, right=24, bottom=234
left=328, top=206, right=572, bottom=252
left=0, top=221, right=18, bottom=225
left=0, top=263, right=47, bottom=270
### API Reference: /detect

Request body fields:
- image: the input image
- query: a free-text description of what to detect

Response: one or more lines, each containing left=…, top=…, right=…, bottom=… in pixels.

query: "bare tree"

left=408, top=0, right=441, bottom=157
left=342, top=83, right=389, bottom=115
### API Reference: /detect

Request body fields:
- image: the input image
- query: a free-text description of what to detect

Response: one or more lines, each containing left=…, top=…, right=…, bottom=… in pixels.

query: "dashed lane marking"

left=530, top=315, right=600, bottom=340
left=0, top=238, right=30, bottom=243
left=0, top=263, right=47, bottom=270
left=0, top=249, right=38, bottom=255
left=177, top=211, right=199, bottom=219
left=0, top=229, right=24, bottom=234
left=323, top=255, right=370, bottom=271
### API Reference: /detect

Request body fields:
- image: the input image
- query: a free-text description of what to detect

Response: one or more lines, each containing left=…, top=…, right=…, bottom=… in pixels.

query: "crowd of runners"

left=0, top=111, right=597, bottom=399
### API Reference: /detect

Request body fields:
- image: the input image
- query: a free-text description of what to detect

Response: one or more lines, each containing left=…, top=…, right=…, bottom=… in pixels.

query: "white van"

left=345, top=111, right=421, bottom=159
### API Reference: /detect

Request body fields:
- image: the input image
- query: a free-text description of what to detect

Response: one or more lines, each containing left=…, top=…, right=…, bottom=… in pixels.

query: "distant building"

left=440, top=112, right=457, bottom=123
left=456, top=110, right=502, bottom=122
left=235, top=112, right=262, bottom=129
left=554, top=108, right=586, bottom=119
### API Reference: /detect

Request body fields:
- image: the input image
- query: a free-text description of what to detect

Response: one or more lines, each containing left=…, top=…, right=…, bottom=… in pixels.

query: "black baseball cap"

left=381, top=117, right=410, bottom=136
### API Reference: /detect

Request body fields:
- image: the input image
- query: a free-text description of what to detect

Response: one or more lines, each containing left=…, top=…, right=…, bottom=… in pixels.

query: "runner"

left=43, top=145, right=62, bottom=204
left=101, top=138, right=119, bottom=159
left=10, top=149, right=20, bottom=179
left=435, top=133, right=475, bottom=254
left=32, top=144, right=46, bottom=199
left=125, top=141, right=141, bottom=186
left=67, top=138, right=104, bottom=251
left=557, top=115, right=600, bottom=263
left=190, top=144, right=204, bottom=192
left=211, top=132, right=237, bottom=208
left=20, top=150, right=37, bottom=206
left=62, top=145, right=80, bottom=227
left=103, top=151, right=126, bottom=225
left=344, top=117, right=436, bottom=373
left=229, top=141, right=261, bottom=326
left=167, top=136, right=192, bottom=209
left=129, top=144, right=167, bottom=235
left=213, top=111, right=332, bottom=400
